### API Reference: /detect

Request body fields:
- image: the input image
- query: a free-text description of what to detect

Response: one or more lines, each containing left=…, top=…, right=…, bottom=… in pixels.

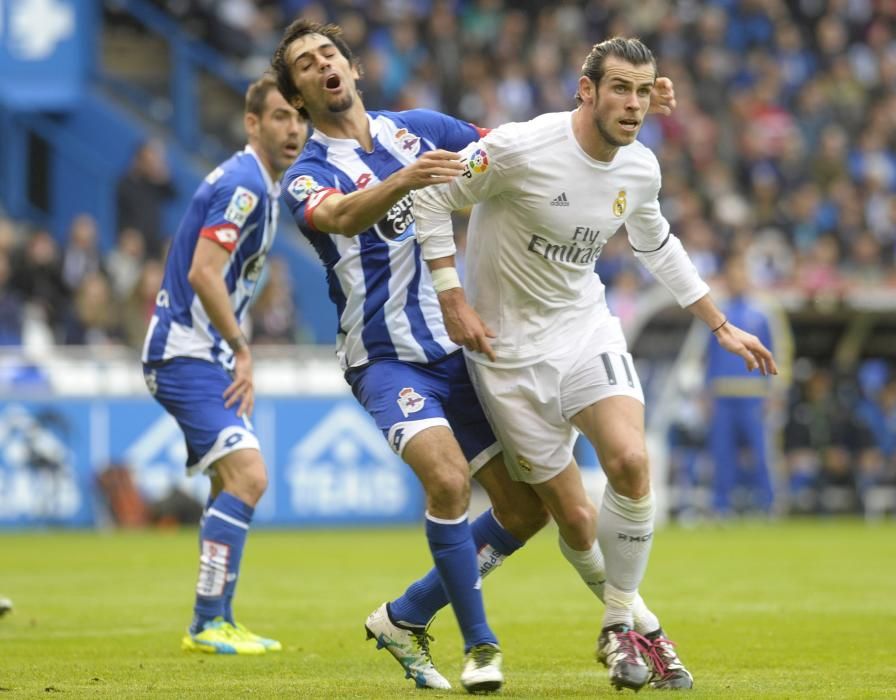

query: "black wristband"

left=711, top=318, right=728, bottom=333
left=228, top=335, right=248, bottom=351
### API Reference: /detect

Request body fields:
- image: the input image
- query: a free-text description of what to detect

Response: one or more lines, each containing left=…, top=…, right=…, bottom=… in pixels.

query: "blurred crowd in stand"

left=147, top=0, right=896, bottom=290
left=0, top=137, right=306, bottom=353
left=3, top=0, right=895, bottom=515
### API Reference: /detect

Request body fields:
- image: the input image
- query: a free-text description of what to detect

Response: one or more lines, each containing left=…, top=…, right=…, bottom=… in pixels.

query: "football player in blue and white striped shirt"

left=142, top=75, right=304, bottom=656
left=272, top=19, right=514, bottom=693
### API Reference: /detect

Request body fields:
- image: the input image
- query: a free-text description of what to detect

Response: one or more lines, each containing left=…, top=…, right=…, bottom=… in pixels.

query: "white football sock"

left=597, top=485, right=655, bottom=629
left=559, top=533, right=660, bottom=632
left=558, top=535, right=606, bottom=600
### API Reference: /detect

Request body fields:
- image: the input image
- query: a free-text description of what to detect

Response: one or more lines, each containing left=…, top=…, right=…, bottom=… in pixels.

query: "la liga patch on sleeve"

left=287, top=175, right=321, bottom=203
left=223, top=186, right=260, bottom=227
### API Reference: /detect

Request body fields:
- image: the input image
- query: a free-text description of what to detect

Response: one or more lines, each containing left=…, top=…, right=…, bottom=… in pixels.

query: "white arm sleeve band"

left=633, top=233, right=710, bottom=308
left=413, top=186, right=458, bottom=261
left=415, top=129, right=524, bottom=261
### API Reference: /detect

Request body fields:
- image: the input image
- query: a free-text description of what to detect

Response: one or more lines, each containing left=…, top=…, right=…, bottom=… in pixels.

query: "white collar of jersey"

left=309, top=112, right=381, bottom=152
left=243, top=144, right=282, bottom=196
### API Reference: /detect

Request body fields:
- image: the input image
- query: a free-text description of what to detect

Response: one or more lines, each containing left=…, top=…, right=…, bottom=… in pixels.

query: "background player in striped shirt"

left=413, top=37, right=777, bottom=692
left=142, top=76, right=304, bottom=655
left=271, top=20, right=680, bottom=692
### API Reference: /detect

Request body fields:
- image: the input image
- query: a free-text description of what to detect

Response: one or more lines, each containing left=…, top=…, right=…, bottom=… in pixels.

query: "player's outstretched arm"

left=310, top=150, right=465, bottom=235
left=428, top=256, right=497, bottom=361
left=687, top=294, right=778, bottom=376
left=188, top=238, right=255, bottom=416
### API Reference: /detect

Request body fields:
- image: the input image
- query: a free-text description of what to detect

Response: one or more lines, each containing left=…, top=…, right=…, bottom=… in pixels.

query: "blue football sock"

left=422, top=511, right=498, bottom=651
left=189, top=491, right=254, bottom=634
left=198, top=493, right=213, bottom=555
left=390, top=508, right=523, bottom=627
left=197, top=493, right=239, bottom=622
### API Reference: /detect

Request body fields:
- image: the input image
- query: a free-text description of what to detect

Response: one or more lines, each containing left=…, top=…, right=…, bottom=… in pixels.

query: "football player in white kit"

left=413, top=37, right=777, bottom=692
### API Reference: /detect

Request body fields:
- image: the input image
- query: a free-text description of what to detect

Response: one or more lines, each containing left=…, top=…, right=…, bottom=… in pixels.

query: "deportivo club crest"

left=612, top=189, right=627, bottom=217
left=393, top=128, right=421, bottom=157
left=397, top=387, right=425, bottom=418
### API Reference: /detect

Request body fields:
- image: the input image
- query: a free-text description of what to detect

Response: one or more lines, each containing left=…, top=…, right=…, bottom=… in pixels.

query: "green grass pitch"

left=2, top=520, right=894, bottom=698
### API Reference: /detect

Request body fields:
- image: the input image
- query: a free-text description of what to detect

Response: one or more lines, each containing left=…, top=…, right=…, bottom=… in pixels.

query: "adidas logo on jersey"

left=551, top=192, right=569, bottom=206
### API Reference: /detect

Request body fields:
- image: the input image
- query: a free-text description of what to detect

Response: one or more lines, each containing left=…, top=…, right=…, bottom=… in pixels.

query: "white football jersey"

left=414, top=110, right=708, bottom=366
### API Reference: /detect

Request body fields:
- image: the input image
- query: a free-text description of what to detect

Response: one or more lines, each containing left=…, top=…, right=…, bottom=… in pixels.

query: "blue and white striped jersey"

left=142, top=146, right=280, bottom=369
left=283, top=109, right=484, bottom=370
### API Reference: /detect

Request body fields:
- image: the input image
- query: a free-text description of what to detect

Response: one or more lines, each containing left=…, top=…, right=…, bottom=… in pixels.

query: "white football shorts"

left=466, top=317, right=644, bottom=484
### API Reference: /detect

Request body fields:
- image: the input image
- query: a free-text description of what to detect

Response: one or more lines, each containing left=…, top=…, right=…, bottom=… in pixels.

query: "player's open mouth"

left=284, top=142, right=300, bottom=157
left=619, top=119, right=640, bottom=131
left=324, top=74, right=342, bottom=91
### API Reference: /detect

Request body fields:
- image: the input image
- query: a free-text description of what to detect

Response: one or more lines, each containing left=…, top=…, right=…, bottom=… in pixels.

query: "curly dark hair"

left=271, top=18, right=359, bottom=119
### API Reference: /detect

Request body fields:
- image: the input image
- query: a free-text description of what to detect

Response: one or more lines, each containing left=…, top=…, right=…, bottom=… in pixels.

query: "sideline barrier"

left=0, top=396, right=424, bottom=528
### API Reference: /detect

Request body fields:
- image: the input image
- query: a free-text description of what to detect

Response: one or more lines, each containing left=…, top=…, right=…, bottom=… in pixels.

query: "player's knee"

left=604, top=447, right=649, bottom=474
left=603, top=448, right=650, bottom=497
left=242, top=466, right=268, bottom=503
left=425, top=465, right=470, bottom=513
left=493, top=500, right=550, bottom=542
left=556, top=502, right=596, bottom=549
left=218, top=455, right=268, bottom=505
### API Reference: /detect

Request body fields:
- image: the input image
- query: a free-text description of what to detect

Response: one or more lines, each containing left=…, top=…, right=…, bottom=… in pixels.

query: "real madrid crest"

left=612, top=189, right=627, bottom=217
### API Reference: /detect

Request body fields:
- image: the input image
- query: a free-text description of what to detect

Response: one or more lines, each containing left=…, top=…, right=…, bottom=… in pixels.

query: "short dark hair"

left=271, top=18, right=358, bottom=119
left=245, top=74, right=281, bottom=116
left=575, top=37, right=656, bottom=106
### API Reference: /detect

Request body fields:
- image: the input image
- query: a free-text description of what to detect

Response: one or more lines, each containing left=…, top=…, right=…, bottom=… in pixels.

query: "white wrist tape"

left=431, top=267, right=462, bottom=294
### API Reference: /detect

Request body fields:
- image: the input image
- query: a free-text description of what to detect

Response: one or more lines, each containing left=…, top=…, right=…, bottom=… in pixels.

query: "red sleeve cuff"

left=474, top=126, right=491, bottom=138
left=199, top=224, right=240, bottom=252
left=304, top=188, right=339, bottom=230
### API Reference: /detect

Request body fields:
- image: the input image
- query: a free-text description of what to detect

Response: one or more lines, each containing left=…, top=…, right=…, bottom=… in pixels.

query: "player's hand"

left=714, top=322, right=778, bottom=376
left=223, top=347, right=255, bottom=417
left=438, top=288, right=497, bottom=361
left=399, top=150, right=466, bottom=191
left=649, top=77, right=676, bottom=116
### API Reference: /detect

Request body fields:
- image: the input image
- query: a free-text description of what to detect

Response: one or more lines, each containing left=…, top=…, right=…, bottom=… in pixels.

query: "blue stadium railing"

left=0, top=0, right=333, bottom=343
left=101, top=0, right=249, bottom=161
left=99, top=1, right=334, bottom=343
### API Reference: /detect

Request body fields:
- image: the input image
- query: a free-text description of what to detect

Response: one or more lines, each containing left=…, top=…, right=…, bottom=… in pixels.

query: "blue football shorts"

left=143, top=357, right=260, bottom=475
left=346, top=351, right=500, bottom=473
